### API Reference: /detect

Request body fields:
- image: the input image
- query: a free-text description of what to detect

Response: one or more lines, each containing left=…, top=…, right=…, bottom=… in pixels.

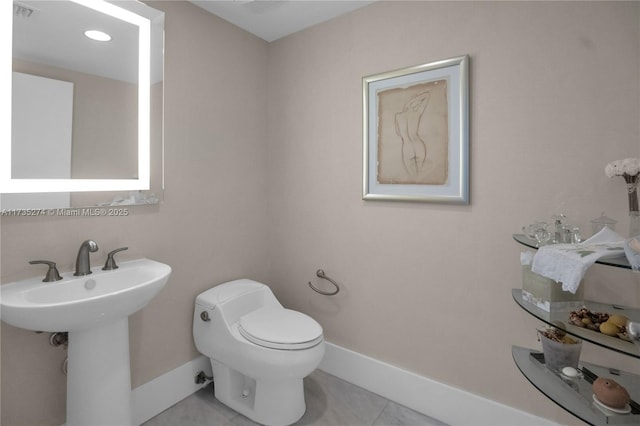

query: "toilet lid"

left=239, top=308, right=323, bottom=350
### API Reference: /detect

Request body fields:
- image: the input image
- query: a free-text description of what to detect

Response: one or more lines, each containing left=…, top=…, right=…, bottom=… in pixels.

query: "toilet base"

left=211, top=361, right=305, bottom=426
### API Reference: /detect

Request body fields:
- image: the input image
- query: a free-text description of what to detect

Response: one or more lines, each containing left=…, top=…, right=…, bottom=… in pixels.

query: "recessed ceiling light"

left=84, top=30, right=111, bottom=42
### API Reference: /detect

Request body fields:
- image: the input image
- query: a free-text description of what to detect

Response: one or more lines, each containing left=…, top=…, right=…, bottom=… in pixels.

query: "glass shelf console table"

left=512, top=234, right=639, bottom=425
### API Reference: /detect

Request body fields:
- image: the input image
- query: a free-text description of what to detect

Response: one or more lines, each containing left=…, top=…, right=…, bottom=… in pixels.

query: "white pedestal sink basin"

left=1, top=258, right=171, bottom=426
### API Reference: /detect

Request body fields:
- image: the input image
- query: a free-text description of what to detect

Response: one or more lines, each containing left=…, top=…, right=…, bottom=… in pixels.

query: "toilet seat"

left=239, top=308, right=323, bottom=350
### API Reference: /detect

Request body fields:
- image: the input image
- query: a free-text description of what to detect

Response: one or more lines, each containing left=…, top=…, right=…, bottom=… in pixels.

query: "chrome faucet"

left=74, top=240, right=98, bottom=276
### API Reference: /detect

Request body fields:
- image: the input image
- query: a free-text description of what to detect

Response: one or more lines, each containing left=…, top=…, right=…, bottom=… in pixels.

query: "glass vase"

left=630, top=211, right=640, bottom=237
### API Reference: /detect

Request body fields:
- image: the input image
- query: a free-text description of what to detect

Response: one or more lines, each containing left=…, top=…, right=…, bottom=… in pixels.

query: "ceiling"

left=189, top=0, right=376, bottom=42
left=13, top=0, right=163, bottom=83
left=13, top=0, right=139, bottom=82
left=11, top=0, right=373, bottom=83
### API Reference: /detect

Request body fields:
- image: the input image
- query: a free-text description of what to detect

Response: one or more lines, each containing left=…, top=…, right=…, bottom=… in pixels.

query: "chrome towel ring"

left=308, top=269, right=340, bottom=296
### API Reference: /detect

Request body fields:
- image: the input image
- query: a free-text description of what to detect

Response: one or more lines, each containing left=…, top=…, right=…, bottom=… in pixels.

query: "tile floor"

left=143, top=369, right=448, bottom=426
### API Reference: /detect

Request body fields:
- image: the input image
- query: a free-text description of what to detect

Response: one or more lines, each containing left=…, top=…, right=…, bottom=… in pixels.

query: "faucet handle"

left=29, top=260, right=63, bottom=282
left=102, top=247, right=128, bottom=270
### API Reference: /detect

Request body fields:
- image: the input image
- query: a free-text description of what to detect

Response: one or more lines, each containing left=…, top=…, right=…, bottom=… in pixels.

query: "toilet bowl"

left=193, top=279, right=325, bottom=426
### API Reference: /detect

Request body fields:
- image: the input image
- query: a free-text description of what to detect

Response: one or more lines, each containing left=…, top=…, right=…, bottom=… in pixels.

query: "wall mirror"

left=0, top=0, right=164, bottom=209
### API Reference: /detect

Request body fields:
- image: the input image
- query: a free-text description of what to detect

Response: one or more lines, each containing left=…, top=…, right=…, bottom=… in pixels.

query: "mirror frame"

left=1, top=0, right=153, bottom=194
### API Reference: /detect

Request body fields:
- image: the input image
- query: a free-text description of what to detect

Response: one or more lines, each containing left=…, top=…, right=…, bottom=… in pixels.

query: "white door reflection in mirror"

left=4, top=72, right=73, bottom=208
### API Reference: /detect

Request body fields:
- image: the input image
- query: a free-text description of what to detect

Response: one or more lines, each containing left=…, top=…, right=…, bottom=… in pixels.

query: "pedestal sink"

left=1, top=258, right=171, bottom=426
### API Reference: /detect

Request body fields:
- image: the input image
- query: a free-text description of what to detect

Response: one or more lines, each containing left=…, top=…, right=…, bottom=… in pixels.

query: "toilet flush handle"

left=200, top=311, right=211, bottom=322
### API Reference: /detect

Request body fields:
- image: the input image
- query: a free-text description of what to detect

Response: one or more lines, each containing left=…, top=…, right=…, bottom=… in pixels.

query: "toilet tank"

left=195, top=279, right=281, bottom=325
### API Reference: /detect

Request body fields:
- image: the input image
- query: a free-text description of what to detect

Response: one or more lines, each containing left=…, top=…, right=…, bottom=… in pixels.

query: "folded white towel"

left=531, top=226, right=625, bottom=293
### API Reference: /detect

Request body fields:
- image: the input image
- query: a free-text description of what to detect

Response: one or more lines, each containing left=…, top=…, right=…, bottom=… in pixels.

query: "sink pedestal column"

left=67, top=318, right=133, bottom=426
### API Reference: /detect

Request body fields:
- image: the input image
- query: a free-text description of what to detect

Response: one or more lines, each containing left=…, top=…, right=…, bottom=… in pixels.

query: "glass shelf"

left=512, top=346, right=640, bottom=425
left=513, top=234, right=632, bottom=269
left=512, top=289, right=640, bottom=359
left=512, top=233, right=639, bottom=423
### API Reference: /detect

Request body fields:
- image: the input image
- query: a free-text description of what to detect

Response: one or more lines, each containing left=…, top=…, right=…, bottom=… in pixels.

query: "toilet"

left=193, top=279, right=325, bottom=426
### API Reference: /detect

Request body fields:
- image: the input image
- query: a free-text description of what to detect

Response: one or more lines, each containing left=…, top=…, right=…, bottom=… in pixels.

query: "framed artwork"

left=362, top=55, right=469, bottom=203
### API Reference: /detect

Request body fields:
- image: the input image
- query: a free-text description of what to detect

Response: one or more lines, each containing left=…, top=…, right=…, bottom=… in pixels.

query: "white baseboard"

left=132, top=343, right=557, bottom=426
left=318, top=342, right=558, bottom=426
left=132, top=356, right=212, bottom=425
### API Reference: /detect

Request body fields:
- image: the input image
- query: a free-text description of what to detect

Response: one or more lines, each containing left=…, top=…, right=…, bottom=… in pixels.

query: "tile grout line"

left=369, top=400, right=391, bottom=426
